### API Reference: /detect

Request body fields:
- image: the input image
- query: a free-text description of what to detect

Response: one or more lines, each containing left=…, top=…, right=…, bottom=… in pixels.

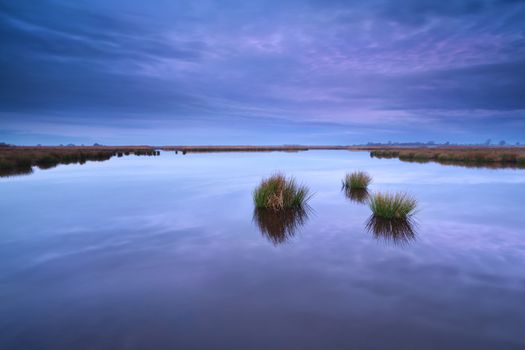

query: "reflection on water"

left=1, top=151, right=525, bottom=349
left=365, top=216, right=417, bottom=246
left=253, top=207, right=311, bottom=245
left=343, top=187, right=370, bottom=204
left=0, top=149, right=160, bottom=177
left=0, top=166, right=34, bottom=178
left=404, top=158, right=525, bottom=170
left=371, top=153, right=525, bottom=170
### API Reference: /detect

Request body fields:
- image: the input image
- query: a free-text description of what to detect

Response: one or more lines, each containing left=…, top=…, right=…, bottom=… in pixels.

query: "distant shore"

left=3, top=144, right=524, bottom=151
left=1, top=145, right=525, bottom=177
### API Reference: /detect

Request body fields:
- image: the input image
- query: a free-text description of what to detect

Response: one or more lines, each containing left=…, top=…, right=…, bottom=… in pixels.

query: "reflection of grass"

left=343, top=171, right=372, bottom=190
left=369, top=192, right=417, bottom=219
left=365, top=216, right=416, bottom=246
left=253, top=207, right=310, bottom=245
left=253, top=174, right=312, bottom=210
left=344, top=188, right=369, bottom=204
left=0, top=166, right=33, bottom=178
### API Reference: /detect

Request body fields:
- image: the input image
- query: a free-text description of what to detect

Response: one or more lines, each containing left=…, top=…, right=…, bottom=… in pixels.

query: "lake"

left=1, top=150, right=524, bottom=349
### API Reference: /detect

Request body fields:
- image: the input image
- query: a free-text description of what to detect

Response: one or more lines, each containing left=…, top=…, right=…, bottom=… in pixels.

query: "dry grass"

left=0, top=146, right=159, bottom=177
left=370, top=148, right=525, bottom=168
left=161, top=145, right=355, bottom=153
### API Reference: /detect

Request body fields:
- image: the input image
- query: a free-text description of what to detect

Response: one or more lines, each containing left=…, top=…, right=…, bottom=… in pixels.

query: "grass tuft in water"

left=368, top=192, right=417, bottom=219
left=253, top=173, right=312, bottom=210
left=343, top=171, right=372, bottom=190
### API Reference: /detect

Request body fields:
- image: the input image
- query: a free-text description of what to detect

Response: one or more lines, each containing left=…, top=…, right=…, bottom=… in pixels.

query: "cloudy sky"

left=1, top=0, right=524, bottom=145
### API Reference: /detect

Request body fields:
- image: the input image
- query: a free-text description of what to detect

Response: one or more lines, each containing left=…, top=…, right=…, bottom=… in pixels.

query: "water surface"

left=1, top=151, right=524, bottom=349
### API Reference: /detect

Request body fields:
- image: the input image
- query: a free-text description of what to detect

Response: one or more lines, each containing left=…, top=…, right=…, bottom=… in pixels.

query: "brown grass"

left=370, top=147, right=525, bottom=168
left=0, top=146, right=159, bottom=177
left=3, top=145, right=524, bottom=177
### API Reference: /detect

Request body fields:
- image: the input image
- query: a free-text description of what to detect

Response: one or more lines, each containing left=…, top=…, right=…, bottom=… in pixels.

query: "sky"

left=1, top=0, right=524, bottom=145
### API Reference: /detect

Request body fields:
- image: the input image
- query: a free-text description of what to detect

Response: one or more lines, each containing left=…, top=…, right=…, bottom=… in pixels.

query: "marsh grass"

left=368, top=192, right=417, bottom=219
left=253, top=173, right=312, bottom=210
left=370, top=148, right=525, bottom=169
left=253, top=207, right=310, bottom=245
left=0, top=146, right=160, bottom=177
left=343, top=171, right=372, bottom=190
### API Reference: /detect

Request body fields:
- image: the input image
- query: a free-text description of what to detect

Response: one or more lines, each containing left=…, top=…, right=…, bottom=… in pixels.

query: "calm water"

left=1, top=151, right=524, bottom=349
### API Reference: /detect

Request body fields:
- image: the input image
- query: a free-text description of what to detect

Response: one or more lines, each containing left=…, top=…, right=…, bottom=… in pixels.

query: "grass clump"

left=343, top=171, right=372, bottom=190
left=368, top=192, right=417, bottom=219
left=253, top=173, right=311, bottom=210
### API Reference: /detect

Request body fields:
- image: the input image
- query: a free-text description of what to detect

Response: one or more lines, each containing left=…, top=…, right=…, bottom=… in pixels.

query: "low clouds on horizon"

left=1, top=0, right=524, bottom=144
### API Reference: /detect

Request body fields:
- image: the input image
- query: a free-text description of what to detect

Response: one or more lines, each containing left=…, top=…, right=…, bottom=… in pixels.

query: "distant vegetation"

left=253, top=174, right=312, bottom=210
left=370, top=148, right=525, bottom=168
left=166, top=146, right=310, bottom=153
left=343, top=171, right=372, bottom=190
left=368, top=192, right=417, bottom=220
left=3, top=144, right=525, bottom=178
left=0, top=146, right=159, bottom=177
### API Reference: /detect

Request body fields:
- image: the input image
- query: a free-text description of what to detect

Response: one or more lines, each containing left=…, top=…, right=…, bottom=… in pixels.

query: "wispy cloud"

left=0, top=0, right=524, bottom=144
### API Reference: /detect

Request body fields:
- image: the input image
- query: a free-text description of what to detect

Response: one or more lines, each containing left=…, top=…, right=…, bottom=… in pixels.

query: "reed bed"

left=253, top=174, right=312, bottom=210
left=370, top=148, right=525, bottom=168
left=343, top=171, right=372, bottom=190
left=0, top=146, right=159, bottom=177
left=368, top=192, right=417, bottom=219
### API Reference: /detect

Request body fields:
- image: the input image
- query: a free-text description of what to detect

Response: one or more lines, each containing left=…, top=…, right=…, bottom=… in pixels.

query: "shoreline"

left=1, top=145, right=525, bottom=177
left=4, top=144, right=525, bottom=150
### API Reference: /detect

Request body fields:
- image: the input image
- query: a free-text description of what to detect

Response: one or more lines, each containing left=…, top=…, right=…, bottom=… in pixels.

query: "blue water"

left=1, top=151, right=524, bottom=349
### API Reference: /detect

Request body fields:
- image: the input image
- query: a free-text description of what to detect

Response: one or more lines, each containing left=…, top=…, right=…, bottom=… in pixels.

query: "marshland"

left=370, top=147, right=525, bottom=168
left=2, top=145, right=525, bottom=177
left=1, top=148, right=525, bottom=349
left=0, top=146, right=159, bottom=177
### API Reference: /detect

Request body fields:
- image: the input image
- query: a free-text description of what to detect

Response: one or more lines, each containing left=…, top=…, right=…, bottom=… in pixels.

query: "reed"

left=0, top=146, right=159, bottom=177
left=342, top=171, right=372, bottom=190
left=368, top=192, right=417, bottom=219
left=253, top=173, right=312, bottom=210
left=370, top=148, right=525, bottom=168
